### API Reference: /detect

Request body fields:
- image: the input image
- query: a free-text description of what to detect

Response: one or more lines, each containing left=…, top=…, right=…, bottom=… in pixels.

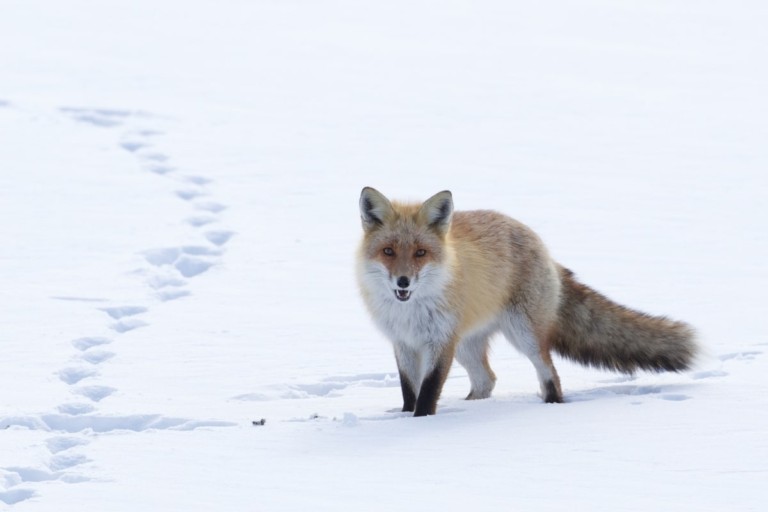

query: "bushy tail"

left=551, top=267, right=697, bottom=373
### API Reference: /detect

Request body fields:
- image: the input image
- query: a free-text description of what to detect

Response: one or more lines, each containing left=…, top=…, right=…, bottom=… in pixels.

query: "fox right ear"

left=359, top=187, right=393, bottom=231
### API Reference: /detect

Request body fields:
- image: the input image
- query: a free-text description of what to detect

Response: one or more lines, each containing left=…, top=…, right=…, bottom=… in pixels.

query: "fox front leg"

left=394, top=344, right=419, bottom=412
left=413, top=344, right=455, bottom=417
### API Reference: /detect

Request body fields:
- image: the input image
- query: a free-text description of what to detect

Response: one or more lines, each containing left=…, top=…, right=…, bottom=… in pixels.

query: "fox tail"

left=550, top=267, right=698, bottom=373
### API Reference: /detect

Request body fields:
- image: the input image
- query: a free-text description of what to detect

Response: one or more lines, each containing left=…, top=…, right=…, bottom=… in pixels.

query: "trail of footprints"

left=0, top=105, right=236, bottom=505
left=242, top=350, right=765, bottom=424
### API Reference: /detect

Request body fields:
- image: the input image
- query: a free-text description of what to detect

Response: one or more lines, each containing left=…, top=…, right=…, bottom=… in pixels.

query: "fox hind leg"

left=501, top=308, right=563, bottom=403
left=455, top=331, right=496, bottom=400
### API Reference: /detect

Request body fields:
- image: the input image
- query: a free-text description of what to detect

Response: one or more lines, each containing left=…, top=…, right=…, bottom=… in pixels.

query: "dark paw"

left=543, top=380, right=563, bottom=403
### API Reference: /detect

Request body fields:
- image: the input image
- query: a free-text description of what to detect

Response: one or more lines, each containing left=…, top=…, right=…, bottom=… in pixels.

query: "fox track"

left=0, top=102, right=237, bottom=506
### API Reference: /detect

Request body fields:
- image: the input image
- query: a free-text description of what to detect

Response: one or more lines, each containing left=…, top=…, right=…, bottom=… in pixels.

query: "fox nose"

left=397, top=276, right=410, bottom=289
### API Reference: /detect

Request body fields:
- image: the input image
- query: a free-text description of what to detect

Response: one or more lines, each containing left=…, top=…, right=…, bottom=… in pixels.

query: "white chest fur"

left=369, top=294, right=457, bottom=349
left=358, top=261, right=457, bottom=348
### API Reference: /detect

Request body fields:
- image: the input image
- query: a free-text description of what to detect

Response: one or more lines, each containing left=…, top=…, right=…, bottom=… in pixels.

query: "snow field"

left=2, top=1, right=768, bottom=510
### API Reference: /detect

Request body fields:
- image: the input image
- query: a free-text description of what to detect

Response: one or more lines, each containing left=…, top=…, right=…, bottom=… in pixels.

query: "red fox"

left=357, top=187, right=698, bottom=416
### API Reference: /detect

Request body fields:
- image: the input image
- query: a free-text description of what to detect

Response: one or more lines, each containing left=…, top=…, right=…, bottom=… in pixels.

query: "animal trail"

left=692, top=369, right=728, bottom=380
left=1, top=414, right=237, bottom=434
left=4, top=104, right=238, bottom=507
left=236, top=373, right=399, bottom=401
left=719, top=351, right=762, bottom=362
left=570, top=384, right=662, bottom=402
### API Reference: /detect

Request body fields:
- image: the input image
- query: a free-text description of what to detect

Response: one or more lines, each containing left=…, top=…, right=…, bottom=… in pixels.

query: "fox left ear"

left=359, top=187, right=394, bottom=232
left=419, top=190, right=453, bottom=235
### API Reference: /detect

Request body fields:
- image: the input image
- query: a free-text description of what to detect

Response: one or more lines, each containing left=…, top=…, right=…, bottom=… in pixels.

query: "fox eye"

left=415, top=249, right=427, bottom=257
left=383, top=247, right=395, bottom=257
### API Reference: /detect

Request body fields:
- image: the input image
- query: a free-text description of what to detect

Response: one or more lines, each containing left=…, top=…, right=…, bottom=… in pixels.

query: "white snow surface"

left=1, top=1, right=767, bottom=510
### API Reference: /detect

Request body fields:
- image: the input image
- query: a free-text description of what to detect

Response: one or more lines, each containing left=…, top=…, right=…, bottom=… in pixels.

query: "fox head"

left=358, top=187, right=453, bottom=303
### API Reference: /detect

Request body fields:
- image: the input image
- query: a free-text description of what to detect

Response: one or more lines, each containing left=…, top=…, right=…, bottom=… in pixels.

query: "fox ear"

left=359, top=187, right=394, bottom=231
left=419, top=190, right=453, bottom=235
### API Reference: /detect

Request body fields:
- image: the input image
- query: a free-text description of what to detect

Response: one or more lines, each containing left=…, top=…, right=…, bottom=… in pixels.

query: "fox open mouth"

left=395, top=290, right=411, bottom=302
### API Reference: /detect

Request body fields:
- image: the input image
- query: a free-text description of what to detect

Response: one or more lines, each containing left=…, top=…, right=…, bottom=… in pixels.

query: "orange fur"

left=357, top=187, right=698, bottom=416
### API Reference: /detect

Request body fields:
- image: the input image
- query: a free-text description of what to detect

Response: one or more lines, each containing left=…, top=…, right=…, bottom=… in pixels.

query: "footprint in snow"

left=120, top=140, right=148, bottom=152
left=144, top=247, right=182, bottom=266
left=205, top=230, right=235, bottom=246
left=175, top=256, right=213, bottom=278
left=194, top=200, right=227, bottom=214
left=143, top=246, right=217, bottom=279
left=48, top=453, right=90, bottom=472
left=130, top=145, right=176, bottom=174
left=185, top=175, right=212, bottom=186
left=235, top=373, right=400, bottom=401
left=156, top=289, right=192, bottom=302
left=186, top=215, right=218, bottom=227
left=146, top=163, right=175, bottom=175
left=100, top=305, right=149, bottom=332
left=57, top=403, right=96, bottom=415
left=176, top=188, right=206, bottom=201
left=71, top=337, right=112, bottom=351
left=692, top=369, right=728, bottom=380
left=0, top=488, right=37, bottom=505
left=137, top=150, right=169, bottom=163
left=79, top=349, right=115, bottom=365
left=46, top=436, right=90, bottom=454
left=100, top=305, right=147, bottom=320
left=659, top=394, right=691, bottom=402
left=75, top=385, right=116, bottom=402
left=719, top=351, right=762, bottom=362
left=60, top=107, right=133, bottom=128
left=111, top=318, right=148, bottom=333
left=2, top=460, right=91, bottom=498
left=58, top=367, right=98, bottom=385
left=147, top=272, right=187, bottom=289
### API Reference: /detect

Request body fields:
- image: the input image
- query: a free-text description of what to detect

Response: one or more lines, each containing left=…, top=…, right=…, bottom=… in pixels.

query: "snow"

left=1, top=0, right=767, bottom=510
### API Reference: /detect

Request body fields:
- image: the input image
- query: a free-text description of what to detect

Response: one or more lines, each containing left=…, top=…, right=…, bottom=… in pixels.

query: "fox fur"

left=356, top=187, right=698, bottom=416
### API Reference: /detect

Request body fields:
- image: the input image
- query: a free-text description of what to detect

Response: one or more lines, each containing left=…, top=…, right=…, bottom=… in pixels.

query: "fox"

left=356, top=187, right=698, bottom=416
